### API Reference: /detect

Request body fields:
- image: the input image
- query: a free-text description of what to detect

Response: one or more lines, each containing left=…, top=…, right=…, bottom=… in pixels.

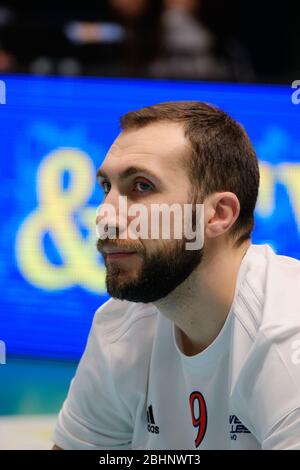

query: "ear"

left=205, top=192, right=240, bottom=239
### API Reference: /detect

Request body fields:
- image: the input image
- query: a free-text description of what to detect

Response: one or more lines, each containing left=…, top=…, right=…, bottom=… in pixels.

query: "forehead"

left=102, top=121, right=189, bottom=175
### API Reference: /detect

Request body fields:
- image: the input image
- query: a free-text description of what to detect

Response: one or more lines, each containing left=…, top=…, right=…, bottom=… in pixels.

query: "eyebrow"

left=96, top=165, right=161, bottom=184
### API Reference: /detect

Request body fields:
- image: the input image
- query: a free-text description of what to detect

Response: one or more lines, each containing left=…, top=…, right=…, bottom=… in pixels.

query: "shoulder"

left=89, top=297, right=159, bottom=379
left=92, top=297, right=159, bottom=344
left=68, top=298, right=159, bottom=422
left=233, top=244, right=300, bottom=342
left=230, top=245, right=300, bottom=441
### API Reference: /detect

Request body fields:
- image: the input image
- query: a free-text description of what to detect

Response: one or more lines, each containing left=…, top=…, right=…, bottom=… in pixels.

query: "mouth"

left=103, top=248, right=136, bottom=261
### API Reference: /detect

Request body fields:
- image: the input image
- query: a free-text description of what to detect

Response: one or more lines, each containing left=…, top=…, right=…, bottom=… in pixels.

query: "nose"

left=95, top=194, right=128, bottom=238
left=95, top=188, right=119, bottom=226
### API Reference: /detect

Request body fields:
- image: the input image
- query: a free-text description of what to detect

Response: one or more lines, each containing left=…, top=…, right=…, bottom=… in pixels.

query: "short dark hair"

left=120, top=101, right=260, bottom=247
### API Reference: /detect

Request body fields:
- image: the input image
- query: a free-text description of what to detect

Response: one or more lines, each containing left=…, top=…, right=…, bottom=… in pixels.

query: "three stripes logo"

left=147, top=404, right=160, bottom=434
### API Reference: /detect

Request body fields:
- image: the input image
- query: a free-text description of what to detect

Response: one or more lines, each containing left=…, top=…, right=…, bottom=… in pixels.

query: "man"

left=53, top=101, right=300, bottom=450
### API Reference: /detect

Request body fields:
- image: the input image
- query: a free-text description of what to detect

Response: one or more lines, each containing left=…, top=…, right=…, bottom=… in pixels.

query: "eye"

left=134, top=180, right=153, bottom=193
left=102, top=180, right=111, bottom=195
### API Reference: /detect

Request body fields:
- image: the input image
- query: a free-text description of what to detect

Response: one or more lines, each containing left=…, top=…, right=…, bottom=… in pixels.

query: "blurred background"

left=0, top=0, right=299, bottom=82
left=0, top=0, right=299, bottom=450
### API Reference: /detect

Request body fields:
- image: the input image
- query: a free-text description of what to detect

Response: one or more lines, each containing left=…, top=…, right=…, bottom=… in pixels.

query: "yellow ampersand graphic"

left=16, top=148, right=106, bottom=293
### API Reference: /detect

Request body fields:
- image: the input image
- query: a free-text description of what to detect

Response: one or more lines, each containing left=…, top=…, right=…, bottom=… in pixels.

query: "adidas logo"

left=147, top=404, right=160, bottom=434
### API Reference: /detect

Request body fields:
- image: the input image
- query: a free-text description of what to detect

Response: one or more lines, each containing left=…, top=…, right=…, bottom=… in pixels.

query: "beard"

left=96, top=235, right=203, bottom=304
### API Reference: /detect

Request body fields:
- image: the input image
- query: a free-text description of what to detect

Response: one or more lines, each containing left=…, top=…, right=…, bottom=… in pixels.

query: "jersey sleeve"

left=231, top=252, right=300, bottom=448
left=262, top=408, right=300, bottom=449
left=52, top=309, right=134, bottom=450
left=232, top=327, right=300, bottom=447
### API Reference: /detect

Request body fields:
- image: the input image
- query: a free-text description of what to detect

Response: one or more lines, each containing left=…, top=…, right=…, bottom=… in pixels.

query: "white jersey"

left=53, top=244, right=300, bottom=450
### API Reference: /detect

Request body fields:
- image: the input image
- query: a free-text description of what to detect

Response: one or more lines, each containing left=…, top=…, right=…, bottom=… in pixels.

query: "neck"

left=153, top=238, right=251, bottom=356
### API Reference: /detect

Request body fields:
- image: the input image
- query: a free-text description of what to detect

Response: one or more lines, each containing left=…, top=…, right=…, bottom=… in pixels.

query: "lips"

left=102, top=246, right=138, bottom=263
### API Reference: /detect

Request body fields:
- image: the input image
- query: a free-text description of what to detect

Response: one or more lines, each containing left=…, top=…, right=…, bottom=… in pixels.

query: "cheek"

left=167, top=185, right=191, bottom=203
left=140, top=238, right=165, bottom=258
left=127, top=189, right=192, bottom=241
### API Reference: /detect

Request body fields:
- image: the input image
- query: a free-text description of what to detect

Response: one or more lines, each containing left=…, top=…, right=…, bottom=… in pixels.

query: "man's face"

left=96, top=121, right=203, bottom=303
